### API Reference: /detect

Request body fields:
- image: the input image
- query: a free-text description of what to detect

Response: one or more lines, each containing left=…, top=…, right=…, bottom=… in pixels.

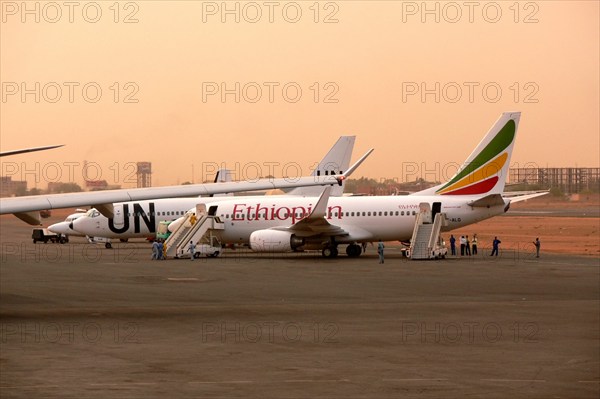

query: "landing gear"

left=346, top=244, right=362, bottom=258
left=321, top=246, right=339, bottom=258
left=105, top=242, right=112, bottom=249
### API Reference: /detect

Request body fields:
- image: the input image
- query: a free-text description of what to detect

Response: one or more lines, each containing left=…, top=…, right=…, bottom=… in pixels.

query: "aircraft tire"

left=105, top=242, right=112, bottom=249
left=346, top=244, right=362, bottom=258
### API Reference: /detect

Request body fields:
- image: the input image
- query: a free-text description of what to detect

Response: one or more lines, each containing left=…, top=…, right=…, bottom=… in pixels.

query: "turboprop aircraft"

left=0, top=139, right=366, bottom=226
left=64, top=137, right=360, bottom=239
left=178, top=112, right=547, bottom=258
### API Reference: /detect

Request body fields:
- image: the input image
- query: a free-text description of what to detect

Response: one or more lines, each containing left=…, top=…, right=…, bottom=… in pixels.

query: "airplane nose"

left=48, top=222, right=69, bottom=235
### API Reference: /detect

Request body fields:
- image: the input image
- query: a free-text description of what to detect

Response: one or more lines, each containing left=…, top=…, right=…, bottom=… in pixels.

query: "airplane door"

left=432, top=202, right=442, bottom=221
left=112, top=206, right=125, bottom=228
left=208, top=205, right=218, bottom=216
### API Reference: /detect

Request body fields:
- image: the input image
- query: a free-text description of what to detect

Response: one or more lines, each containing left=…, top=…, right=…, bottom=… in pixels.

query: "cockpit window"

left=86, top=209, right=100, bottom=218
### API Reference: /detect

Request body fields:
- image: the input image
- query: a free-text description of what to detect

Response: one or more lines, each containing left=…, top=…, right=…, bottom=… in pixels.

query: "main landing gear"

left=321, top=242, right=363, bottom=258
left=321, top=246, right=338, bottom=258
left=345, top=244, right=362, bottom=258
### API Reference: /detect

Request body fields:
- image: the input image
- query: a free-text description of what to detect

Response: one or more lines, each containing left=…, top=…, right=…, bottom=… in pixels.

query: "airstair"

left=409, top=202, right=448, bottom=260
left=164, top=204, right=224, bottom=258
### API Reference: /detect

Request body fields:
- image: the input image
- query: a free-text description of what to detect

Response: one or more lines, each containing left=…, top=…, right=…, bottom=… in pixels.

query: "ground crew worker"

left=465, top=236, right=471, bottom=256
left=157, top=240, right=164, bottom=260
left=450, top=235, right=456, bottom=256
left=472, top=234, right=478, bottom=255
left=490, top=237, right=501, bottom=256
left=460, top=235, right=466, bottom=256
left=189, top=240, right=196, bottom=261
left=151, top=240, right=160, bottom=260
left=377, top=240, right=385, bottom=264
left=533, top=237, right=541, bottom=258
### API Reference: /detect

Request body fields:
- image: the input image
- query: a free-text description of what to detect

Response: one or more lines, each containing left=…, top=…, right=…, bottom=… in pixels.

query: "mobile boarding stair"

left=408, top=202, right=448, bottom=260
left=164, top=204, right=224, bottom=259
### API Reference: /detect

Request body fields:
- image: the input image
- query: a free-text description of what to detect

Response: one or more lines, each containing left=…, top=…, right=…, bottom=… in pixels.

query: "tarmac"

left=0, top=216, right=599, bottom=398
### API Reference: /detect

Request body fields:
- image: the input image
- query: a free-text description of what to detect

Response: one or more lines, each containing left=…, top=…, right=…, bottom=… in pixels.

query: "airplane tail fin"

left=413, top=112, right=521, bottom=197
left=285, top=136, right=355, bottom=197
left=210, top=169, right=234, bottom=197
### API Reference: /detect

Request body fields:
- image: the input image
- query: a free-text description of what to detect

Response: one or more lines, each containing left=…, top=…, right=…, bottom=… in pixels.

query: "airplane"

left=191, top=112, right=545, bottom=258
left=59, top=136, right=359, bottom=239
left=69, top=112, right=547, bottom=259
left=0, top=144, right=64, bottom=157
left=0, top=141, right=370, bottom=226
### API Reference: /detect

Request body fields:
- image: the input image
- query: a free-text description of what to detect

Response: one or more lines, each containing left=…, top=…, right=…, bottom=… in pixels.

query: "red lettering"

left=232, top=203, right=246, bottom=221
left=275, top=206, right=290, bottom=220
left=290, top=206, right=306, bottom=223
left=327, top=205, right=342, bottom=219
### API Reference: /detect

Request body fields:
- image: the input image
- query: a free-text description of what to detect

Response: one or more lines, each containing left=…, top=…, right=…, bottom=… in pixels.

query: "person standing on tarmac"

left=189, top=240, right=196, bottom=261
left=472, top=234, right=478, bottom=255
left=465, top=236, right=471, bottom=256
left=151, top=240, right=160, bottom=260
left=449, top=235, right=456, bottom=256
left=533, top=237, right=541, bottom=258
left=491, top=237, right=501, bottom=256
left=377, top=240, right=385, bottom=264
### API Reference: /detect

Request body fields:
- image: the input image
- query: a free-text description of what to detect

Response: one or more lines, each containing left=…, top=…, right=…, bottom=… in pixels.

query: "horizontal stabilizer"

left=504, top=190, right=550, bottom=203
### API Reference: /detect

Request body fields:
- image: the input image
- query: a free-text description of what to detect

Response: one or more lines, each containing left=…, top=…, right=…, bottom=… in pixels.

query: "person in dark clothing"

left=490, top=236, right=501, bottom=256
left=449, top=235, right=456, bottom=256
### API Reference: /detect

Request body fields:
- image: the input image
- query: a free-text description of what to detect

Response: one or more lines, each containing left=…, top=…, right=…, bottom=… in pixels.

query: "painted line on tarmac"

left=188, top=380, right=253, bottom=384
left=167, top=277, right=199, bottom=281
left=383, top=378, right=450, bottom=382
left=481, top=379, right=547, bottom=383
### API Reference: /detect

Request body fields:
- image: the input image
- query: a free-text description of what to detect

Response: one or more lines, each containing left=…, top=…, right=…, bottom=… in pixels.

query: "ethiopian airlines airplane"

left=203, top=112, right=545, bottom=257
left=67, top=112, right=545, bottom=258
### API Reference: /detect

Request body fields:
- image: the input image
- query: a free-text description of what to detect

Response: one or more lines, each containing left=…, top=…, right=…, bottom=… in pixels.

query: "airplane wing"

left=0, top=144, right=64, bottom=157
left=1, top=149, right=374, bottom=225
left=273, top=186, right=349, bottom=237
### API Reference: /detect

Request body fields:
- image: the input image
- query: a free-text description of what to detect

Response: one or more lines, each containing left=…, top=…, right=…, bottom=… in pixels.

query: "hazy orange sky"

left=1, top=1, right=598, bottom=188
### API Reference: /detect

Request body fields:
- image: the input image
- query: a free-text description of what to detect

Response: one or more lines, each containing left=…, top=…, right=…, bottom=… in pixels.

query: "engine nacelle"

left=249, top=230, right=305, bottom=252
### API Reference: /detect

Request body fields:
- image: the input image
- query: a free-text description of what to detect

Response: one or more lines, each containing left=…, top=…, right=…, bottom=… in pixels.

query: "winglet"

left=306, top=186, right=332, bottom=220
left=336, top=148, right=374, bottom=185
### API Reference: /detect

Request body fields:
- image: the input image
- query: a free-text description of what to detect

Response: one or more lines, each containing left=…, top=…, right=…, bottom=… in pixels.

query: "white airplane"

left=69, top=112, right=547, bottom=258
left=197, top=112, right=546, bottom=257
left=59, top=136, right=358, bottom=238
left=0, top=140, right=368, bottom=226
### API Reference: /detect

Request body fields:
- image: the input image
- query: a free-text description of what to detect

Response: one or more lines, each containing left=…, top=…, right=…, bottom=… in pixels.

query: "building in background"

left=137, top=162, right=152, bottom=188
left=509, top=167, right=600, bottom=194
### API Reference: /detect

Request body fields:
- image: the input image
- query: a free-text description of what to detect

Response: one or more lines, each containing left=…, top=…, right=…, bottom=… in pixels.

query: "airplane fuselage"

left=71, top=195, right=507, bottom=244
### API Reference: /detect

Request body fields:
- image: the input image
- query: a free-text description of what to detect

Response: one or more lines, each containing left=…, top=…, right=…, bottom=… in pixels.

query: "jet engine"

left=249, top=230, right=305, bottom=252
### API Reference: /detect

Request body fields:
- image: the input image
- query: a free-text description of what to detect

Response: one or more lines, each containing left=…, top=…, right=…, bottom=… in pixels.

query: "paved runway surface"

left=1, top=220, right=598, bottom=398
